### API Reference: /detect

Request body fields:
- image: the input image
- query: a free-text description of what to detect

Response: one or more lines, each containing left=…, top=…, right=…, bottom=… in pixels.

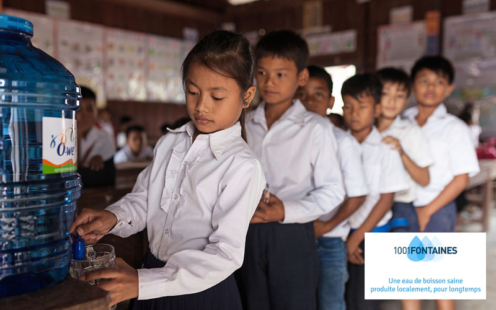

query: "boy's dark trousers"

left=345, top=241, right=381, bottom=310
left=235, top=222, right=319, bottom=310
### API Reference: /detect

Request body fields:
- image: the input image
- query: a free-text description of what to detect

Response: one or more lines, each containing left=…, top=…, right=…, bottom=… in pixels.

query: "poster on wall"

left=444, top=12, right=496, bottom=63
left=444, top=11, right=496, bottom=138
left=105, top=28, right=147, bottom=101
left=147, top=35, right=184, bottom=103
left=376, top=21, right=426, bottom=71
left=4, top=9, right=56, bottom=57
left=306, top=30, right=356, bottom=57
left=57, top=19, right=105, bottom=105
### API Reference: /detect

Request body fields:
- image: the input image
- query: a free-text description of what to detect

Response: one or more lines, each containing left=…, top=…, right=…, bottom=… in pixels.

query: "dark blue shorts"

left=391, top=202, right=419, bottom=232
left=392, top=201, right=456, bottom=233
left=424, top=201, right=457, bottom=232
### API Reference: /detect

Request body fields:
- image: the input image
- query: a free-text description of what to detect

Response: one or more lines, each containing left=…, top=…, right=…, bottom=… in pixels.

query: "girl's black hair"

left=181, top=30, right=254, bottom=140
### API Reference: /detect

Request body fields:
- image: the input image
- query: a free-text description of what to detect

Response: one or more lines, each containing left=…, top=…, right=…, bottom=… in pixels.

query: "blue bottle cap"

left=0, top=14, right=33, bottom=37
left=72, top=235, right=85, bottom=260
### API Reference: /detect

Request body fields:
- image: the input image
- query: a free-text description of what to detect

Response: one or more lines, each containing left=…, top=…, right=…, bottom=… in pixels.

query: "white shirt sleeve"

left=141, top=145, right=154, bottom=160
left=339, top=136, right=369, bottom=197
left=105, top=164, right=150, bottom=237
left=404, top=126, right=434, bottom=168
left=282, top=123, right=345, bottom=223
left=449, top=122, right=480, bottom=177
left=92, top=130, right=116, bottom=162
left=113, top=148, right=128, bottom=164
left=136, top=159, right=266, bottom=299
left=380, top=146, right=410, bottom=194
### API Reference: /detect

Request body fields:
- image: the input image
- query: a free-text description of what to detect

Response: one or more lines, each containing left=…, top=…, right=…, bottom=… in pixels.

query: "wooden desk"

left=466, top=160, right=496, bottom=231
left=0, top=277, right=110, bottom=310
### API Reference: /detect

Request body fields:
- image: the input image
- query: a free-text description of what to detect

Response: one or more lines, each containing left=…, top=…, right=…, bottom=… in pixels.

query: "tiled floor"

left=381, top=211, right=495, bottom=310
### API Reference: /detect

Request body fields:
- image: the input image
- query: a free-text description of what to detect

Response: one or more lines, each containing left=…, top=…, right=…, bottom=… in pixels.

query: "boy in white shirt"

left=296, top=65, right=368, bottom=310
left=403, top=56, right=480, bottom=310
left=376, top=67, right=434, bottom=234
left=340, top=74, right=409, bottom=310
left=236, top=31, right=345, bottom=310
left=77, top=87, right=116, bottom=187
left=114, top=125, right=154, bottom=164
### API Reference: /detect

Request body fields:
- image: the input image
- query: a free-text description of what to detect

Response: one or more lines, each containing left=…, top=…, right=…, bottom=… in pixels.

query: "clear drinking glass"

left=69, top=244, right=117, bottom=310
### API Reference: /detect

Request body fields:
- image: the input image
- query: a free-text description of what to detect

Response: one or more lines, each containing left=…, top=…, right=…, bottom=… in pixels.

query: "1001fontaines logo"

left=394, top=236, right=458, bottom=262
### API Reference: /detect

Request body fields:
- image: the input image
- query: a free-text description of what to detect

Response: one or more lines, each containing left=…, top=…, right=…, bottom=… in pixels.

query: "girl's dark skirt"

left=131, top=250, right=243, bottom=310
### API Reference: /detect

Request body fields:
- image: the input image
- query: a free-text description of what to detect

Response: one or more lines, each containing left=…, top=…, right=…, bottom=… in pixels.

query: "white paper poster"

left=463, top=0, right=490, bottom=14
left=444, top=12, right=496, bottom=63
left=105, top=28, right=147, bottom=101
left=57, top=20, right=105, bottom=103
left=390, top=6, right=413, bottom=24
left=4, top=9, right=56, bottom=57
left=376, top=21, right=426, bottom=71
left=147, top=35, right=184, bottom=103
left=306, top=30, right=356, bottom=57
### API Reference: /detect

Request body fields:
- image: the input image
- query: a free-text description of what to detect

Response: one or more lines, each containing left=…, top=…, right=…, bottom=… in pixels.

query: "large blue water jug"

left=0, top=15, right=81, bottom=298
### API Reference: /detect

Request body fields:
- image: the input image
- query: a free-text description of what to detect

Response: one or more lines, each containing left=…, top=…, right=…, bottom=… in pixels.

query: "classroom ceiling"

left=162, top=0, right=229, bottom=11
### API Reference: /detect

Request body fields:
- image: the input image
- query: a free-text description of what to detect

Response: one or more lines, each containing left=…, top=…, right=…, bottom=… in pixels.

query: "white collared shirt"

left=245, top=100, right=345, bottom=224
left=379, top=116, right=434, bottom=203
left=404, top=104, right=480, bottom=206
left=114, top=145, right=154, bottom=164
left=348, top=127, right=410, bottom=229
left=320, top=120, right=369, bottom=240
left=80, top=126, right=116, bottom=162
left=106, top=121, right=266, bottom=300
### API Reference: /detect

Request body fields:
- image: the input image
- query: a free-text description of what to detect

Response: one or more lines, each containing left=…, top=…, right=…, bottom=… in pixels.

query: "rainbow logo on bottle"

left=42, top=117, right=78, bottom=174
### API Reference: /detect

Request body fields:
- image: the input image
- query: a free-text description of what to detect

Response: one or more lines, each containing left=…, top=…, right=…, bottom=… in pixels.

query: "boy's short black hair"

left=341, top=73, right=382, bottom=104
left=376, top=67, right=411, bottom=95
left=120, top=116, right=132, bottom=125
left=308, top=65, right=333, bottom=95
left=255, top=30, right=309, bottom=72
left=80, top=86, right=96, bottom=103
left=125, top=125, right=145, bottom=139
left=411, top=56, right=455, bottom=84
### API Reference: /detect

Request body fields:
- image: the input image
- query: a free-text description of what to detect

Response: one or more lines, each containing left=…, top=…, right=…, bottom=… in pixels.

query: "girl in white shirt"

left=70, top=30, right=266, bottom=310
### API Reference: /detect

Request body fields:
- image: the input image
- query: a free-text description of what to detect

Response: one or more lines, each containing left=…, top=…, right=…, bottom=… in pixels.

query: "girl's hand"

left=415, top=206, right=432, bottom=232
left=382, top=135, right=404, bottom=156
left=82, top=258, right=139, bottom=307
left=69, top=209, right=118, bottom=244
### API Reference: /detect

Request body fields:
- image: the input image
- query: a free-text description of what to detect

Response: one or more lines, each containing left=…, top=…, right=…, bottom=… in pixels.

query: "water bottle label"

left=42, top=117, right=78, bottom=174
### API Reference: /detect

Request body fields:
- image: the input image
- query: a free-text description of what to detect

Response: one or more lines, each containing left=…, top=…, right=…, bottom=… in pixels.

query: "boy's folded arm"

left=282, top=124, right=345, bottom=224
left=423, top=174, right=469, bottom=215
left=320, top=196, right=366, bottom=234
left=354, top=192, right=395, bottom=238
left=401, top=152, right=431, bottom=186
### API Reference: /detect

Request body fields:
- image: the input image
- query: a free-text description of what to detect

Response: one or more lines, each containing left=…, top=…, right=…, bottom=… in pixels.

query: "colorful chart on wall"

left=376, top=21, right=426, bottom=71
left=147, top=35, right=184, bottom=103
left=105, top=28, right=147, bottom=101
left=57, top=19, right=105, bottom=105
left=4, top=9, right=56, bottom=57
left=444, top=11, right=496, bottom=62
left=306, top=30, right=356, bottom=57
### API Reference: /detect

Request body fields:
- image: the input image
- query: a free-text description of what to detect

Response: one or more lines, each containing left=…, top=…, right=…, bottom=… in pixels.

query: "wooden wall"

left=6, top=0, right=496, bottom=141
left=3, top=0, right=222, bottom=143
left=230, top=0, right=496, bottom=72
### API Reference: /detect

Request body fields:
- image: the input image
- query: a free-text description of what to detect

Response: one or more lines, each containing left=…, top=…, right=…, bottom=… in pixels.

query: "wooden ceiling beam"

left=104, top=0, right=223, bottom=22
